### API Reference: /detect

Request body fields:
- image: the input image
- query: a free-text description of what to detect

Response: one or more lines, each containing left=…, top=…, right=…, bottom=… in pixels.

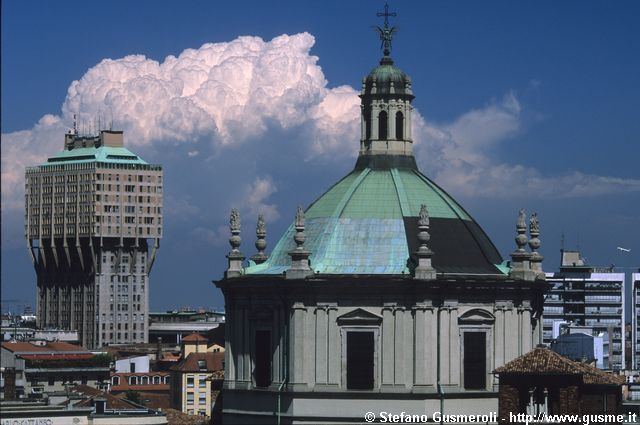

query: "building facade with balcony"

left=0, top=341, right=110, bottom=400
left=170, top=333, right=224, bottom=418
left=633, top=273, right=640, bottom=370
left=543, top=250, right=625, bottom=369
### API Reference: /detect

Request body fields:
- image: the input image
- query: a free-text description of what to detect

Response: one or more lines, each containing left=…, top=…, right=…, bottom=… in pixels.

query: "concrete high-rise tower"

left=25, top=129, right=162, bottom=348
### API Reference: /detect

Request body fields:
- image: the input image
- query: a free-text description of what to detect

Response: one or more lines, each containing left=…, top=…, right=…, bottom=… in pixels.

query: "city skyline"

left=2, top=0, right=639, bottom=312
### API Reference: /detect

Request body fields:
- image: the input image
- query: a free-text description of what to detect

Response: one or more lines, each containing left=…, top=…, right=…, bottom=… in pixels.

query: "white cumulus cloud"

left=237, top=176, right=280, bottom=223
left=3, top=32, right=640, bottom=224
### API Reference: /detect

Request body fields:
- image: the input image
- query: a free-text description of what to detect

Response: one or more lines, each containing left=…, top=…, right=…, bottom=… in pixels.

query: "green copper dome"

left=364, top=56, right=412, bottom=96
left=245, top=165, right=505, bottom=276
left=242, top=44, right=504, bottom=278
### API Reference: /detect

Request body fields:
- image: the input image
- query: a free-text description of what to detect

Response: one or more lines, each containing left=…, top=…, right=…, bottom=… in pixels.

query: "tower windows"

left=253, top=330, right=272, bottom=388
left=395, top=111, right=404, bottom=139
left=378, top=111, right=388, bottom=139
left=365, top=110, right=371, bottom=140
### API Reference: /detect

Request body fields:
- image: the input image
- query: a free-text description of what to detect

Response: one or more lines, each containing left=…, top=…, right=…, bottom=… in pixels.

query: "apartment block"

left=543, top=250, right=625, bottom=369
left=633, top=273, right=640, bottom=369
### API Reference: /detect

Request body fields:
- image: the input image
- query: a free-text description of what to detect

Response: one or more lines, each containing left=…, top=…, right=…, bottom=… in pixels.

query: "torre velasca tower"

left=25, top=129, right=163, bottom=348
left=216, top=6, right=548, bottom=423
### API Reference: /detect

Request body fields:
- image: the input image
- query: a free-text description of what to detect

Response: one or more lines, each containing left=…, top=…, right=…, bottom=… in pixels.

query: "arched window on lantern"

left=365, top=110, right=371, bottom=140
left=396, top=111, right=404, bottom=140
left=378, top=111, right=388, bottom=139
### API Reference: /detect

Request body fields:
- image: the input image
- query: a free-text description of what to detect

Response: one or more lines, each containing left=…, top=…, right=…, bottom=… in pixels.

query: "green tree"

left=125, top=390, right=142, bottom=405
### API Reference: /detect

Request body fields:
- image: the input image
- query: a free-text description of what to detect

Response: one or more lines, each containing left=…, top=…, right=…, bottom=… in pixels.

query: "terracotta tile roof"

left=170, top=352, right=224, bottom=373
left=207, top=370, right=224, bottom=380
left=112, top=372, right=170, bottom=378
left=71, top=385, right=139, bottom=410
left=1, top=342, right=48, bottom=352
left=20, top=353, right=95, bottom=361
left=47, top=341, right=85, bottom=351
left=494, top=346, right=624, bottom=386
left=163, top=408, right=210, bottom=425
left=1, top=341, right=86, bottom=353
left=182, top=333, right=207, bottom=343
left=118, top=391, right=171, bottom=410
left=161, top=352, right=181, bottom=361
left=111, top=384, right=170, bottom=392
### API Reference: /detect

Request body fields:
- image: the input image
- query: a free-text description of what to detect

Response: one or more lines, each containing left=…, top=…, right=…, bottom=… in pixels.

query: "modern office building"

left=25, top=129, right=162, bottom=348
left=633, top=272, right=640, bottom=370
left=543, top=250, right=625, bottom=369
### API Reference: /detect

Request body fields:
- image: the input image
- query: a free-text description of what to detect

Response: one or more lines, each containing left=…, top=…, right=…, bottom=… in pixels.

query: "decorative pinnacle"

left=293, top=206, right=306, bottom=250
left=418, top=203, right=429, bottom=227
left=256, top=214, right=266, bottom=236
left=226, top=208, right=245, bottom=278
left=375, top=2, right=398, bottom=56
left=528, top=212, right=544, bottom=276
left=287, top=206, right=312, bottom=279
left=414, top=203, right=435, bottom=280
left=230, top=208, right=240, bottom=232
left=515, top=208, right=528, bottom=252
left=529, top=212, right=540, bottom=236
left=528, top=212, right=541, bottom=254
left=229, top=208, right=241, bottom=253
left=251, top=214, right=268, bottom=264
left=417, top=204, right=433, bottom=256
left=416, top=204, right=433, bottom=255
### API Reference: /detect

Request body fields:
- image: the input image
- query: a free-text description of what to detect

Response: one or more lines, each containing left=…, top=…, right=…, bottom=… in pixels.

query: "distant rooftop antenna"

left=109, top=107, right=114, bottom=131
left=560, top=230, right=565, bottom=252
left=73, top=114, right=77, bottom=134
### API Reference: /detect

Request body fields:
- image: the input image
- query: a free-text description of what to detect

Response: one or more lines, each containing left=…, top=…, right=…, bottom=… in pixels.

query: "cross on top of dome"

left=375, top=2, right=398, bottom=57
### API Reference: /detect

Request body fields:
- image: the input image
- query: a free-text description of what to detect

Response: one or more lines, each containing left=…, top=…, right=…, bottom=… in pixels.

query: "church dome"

left=364, top=56, right=412, bottom=96
left=242, top=25, right=506, bottom=279
left=245, top=165, right=506, bottom=276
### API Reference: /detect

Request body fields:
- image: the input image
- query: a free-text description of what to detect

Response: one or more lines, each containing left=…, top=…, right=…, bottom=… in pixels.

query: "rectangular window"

left=187, top=376, right=194, bottom=388
left=463, top=332, right=486, bottom=390
left=199, top=393, right=207, bottom=405
left=254, top=330, right=272, bottom=388
left=346, top=331, right=374, bottom=390
left=187, top=392, right=194, bottom=404
left=199, top=377, right=206, bottom=388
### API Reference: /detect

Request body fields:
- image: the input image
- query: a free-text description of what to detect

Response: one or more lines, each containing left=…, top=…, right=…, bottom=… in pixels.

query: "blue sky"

left=2, top=0, right=639, bottom=314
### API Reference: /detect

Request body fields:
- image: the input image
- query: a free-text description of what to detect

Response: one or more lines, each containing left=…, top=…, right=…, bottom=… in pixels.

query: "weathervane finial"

left=375, top=2, right=398, bottom=56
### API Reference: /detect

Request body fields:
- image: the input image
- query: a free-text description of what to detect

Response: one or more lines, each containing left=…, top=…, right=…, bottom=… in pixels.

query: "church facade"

left=216, top=8, right=547, bottom=424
